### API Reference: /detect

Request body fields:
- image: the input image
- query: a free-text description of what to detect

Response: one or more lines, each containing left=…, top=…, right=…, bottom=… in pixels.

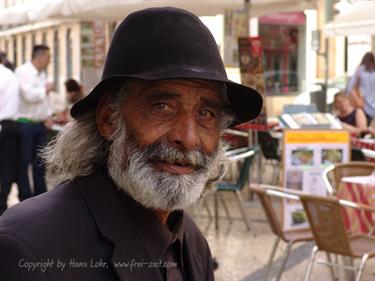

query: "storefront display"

left=259, top=12, right=306, bottom=95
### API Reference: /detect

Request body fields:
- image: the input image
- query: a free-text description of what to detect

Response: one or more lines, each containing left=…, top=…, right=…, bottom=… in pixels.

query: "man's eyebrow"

left=200, top=97, right=224, bottom=110
left=143, top=91, right=180, bottom=102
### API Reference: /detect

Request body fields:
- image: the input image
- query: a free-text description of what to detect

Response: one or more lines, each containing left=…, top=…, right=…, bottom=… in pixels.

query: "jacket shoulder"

left=0, top=233, right=49, bottom=280
left=0, top=180, right=91, bottom=247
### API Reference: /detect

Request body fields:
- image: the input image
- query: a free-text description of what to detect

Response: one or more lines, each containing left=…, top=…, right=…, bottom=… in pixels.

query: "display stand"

left=282, top=129, right=350, bottom=230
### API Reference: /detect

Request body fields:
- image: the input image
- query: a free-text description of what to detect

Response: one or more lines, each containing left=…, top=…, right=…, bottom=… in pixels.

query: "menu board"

left=282, top=129, right=350, bottom=230
left=280, top=113, right=342, bottom=129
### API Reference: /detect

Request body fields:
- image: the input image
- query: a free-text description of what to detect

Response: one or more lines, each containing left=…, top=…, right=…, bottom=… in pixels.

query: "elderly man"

left=0, top=7, right=261, bottom=280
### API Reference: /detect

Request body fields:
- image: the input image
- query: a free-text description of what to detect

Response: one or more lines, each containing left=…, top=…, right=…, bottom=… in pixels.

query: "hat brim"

left=70, top=76, right=263, bottom=127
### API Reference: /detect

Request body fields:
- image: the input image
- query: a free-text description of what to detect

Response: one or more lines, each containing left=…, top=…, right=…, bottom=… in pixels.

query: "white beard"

left=107, top=124, right=225, bottom=210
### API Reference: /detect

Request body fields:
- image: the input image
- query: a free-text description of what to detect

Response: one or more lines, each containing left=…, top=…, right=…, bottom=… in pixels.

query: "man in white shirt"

left=15, top=45, right=54, bottom=200
left=0, top=57, right=20, bottom=214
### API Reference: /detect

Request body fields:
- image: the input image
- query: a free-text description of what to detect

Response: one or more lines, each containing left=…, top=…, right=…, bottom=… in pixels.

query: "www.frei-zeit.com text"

left=18, top=258, right=177, bottom=272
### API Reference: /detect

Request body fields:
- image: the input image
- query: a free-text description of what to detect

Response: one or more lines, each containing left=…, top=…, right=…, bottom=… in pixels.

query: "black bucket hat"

left=71, top=7, right=263, bottom=125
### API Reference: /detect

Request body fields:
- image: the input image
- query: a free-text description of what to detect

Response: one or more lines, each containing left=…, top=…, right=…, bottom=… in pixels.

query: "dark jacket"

left=0, top=168, right=214, bottom=280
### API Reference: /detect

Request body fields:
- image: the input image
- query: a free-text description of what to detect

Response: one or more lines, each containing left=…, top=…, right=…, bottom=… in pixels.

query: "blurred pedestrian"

left=15, top=45, right=54, bottom=200
left=347, top=52, right=375, bottom=125
left=65, top=78, right=84, bottom=107
left=0, top=8, right=261, bottom=280
left=333, top=92, right=367, bottom=136
left=0, top=55, right=19, bottom=215
left=53, top=79, right=84, bottom=124
left=0, top=52, right=15, bottom=71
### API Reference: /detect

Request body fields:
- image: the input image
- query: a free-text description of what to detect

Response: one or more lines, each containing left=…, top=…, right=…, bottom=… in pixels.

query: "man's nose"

left=167, top=112, right=200, bottom=151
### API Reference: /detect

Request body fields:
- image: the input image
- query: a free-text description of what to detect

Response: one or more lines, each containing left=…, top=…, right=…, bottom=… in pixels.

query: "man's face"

left=99, top=79, right=228, bottom=210
left=121, top=79, right=223, bottom=165
left=38, top=50, right=51, bottom=70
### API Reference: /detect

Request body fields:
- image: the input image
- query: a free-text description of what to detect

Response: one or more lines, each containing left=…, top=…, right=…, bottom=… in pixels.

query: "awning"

left=0, top=0, right=316, bottom=25
left=324, top=0, right=375, bottom=37
left=0, top=2, right=34, bottom=25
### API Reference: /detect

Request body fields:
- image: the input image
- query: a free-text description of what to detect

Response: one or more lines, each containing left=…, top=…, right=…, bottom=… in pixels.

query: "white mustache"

left=141, top=140, right=214, bottom=172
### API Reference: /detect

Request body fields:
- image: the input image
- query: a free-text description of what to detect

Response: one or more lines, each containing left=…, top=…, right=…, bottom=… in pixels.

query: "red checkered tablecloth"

left=351, top=137, right=375, bottom=150
left=337, top=179, right=375, bottom=234
left=351, top=137, right=375, bottom=162
left=234, top=122, right=277, bottom=132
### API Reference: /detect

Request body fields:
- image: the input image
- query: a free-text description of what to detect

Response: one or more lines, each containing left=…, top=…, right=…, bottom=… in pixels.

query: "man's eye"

left=153, top=103, right=173, bottom=113
left=199, top=109, right=216, bottom=120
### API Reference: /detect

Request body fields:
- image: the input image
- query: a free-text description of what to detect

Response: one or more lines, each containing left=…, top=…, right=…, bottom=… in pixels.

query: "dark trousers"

left=17, top=122, right=48, bottom=201
left=0, top=120, right=19, bottom=214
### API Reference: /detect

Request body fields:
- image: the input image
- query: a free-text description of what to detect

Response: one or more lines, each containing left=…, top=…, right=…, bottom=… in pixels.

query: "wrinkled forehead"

left=126, top=78, right=228, bottom=102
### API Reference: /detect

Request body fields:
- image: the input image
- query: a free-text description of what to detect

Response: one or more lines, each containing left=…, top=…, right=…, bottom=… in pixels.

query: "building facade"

left=1, top=0, right=358, bottom=116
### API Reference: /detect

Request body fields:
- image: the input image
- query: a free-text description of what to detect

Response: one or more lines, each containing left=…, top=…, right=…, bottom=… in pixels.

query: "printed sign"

left=282, top=129, right=350, bottom=230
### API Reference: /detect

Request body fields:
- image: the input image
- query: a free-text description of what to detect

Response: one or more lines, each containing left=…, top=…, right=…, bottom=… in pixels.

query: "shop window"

left=259, top=12, right=305, bottom=95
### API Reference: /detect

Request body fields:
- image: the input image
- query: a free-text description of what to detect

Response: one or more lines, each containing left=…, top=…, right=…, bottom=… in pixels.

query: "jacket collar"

left=75, top=167, right=186, bottom=281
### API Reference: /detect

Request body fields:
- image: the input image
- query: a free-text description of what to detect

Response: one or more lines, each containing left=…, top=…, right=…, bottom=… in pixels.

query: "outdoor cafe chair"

left=249, top=184, right=314, bottom=281
left=300, top=194, right=375, bottom=281
left=215, top=146, right=259, bottom=233
left=322, top=161, right=375, bottom=195
left=257, top=131, right=281, bottom=184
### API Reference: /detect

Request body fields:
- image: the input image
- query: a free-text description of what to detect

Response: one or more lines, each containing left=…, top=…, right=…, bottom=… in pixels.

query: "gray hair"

left=42, top=79, right=234, bottom=183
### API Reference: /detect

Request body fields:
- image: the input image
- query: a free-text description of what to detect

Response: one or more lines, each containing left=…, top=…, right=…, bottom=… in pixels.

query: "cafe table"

left=336, top=174, right=375, bottom=234
left=351, top=137, right=375, bottom=162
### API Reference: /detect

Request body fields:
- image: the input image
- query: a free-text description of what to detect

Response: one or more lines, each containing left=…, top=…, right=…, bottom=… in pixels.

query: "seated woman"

left=333, top=92, right=368, bottom=136
left=53, top=79, right=84, bottom=125
left=65, top=79, right=84, bottom=108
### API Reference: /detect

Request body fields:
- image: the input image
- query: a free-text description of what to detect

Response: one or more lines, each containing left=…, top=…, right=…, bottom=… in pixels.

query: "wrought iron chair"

left=322, top=161, right=375, bottom=195
left=257, top=131, right=281, bottom=184
left=215, top=146, right=258, bottom=233
left=249, top=184, right=314, bottom=281
left=300, top=194, right=375, bottom=281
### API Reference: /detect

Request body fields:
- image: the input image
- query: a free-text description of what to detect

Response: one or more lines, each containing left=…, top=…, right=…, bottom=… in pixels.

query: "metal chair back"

left=249, top=185, right=285, bottom=239
left=300, top=194, right=353, bottom=256
left=322, top=161, right=375, bottom=195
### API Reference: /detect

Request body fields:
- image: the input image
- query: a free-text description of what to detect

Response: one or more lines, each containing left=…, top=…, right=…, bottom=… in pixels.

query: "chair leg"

left=263, top=237, right=280, bottom=281
left=258, top=156, right=265, bottom=183
left=219, top=195, right=232, bottom=223
left=342, top=255, right=355, bottom=281
left=355, top=254, right=369, bottom=281
left=325, top=253, right=338, bottom=281
left=275, top=162, right=281, bottom=185
left=214, top=192, right=219, bottom=230
left=191, top=199, right=201, bottom=218
left=203, top=198, right=212, bottom=220
left=275, top=241, right=293, bottom=281
left=235, top=190, right=256, bottom=235
left=304, top=246, right=318, bottom=281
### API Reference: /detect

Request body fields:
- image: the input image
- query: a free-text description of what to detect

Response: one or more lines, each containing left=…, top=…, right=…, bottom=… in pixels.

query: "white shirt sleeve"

left=0, top=66, right=20, bottom=120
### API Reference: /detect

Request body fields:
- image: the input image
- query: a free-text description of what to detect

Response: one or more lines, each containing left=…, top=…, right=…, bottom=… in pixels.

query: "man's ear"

left=96, top=95, right=116, bottom=140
